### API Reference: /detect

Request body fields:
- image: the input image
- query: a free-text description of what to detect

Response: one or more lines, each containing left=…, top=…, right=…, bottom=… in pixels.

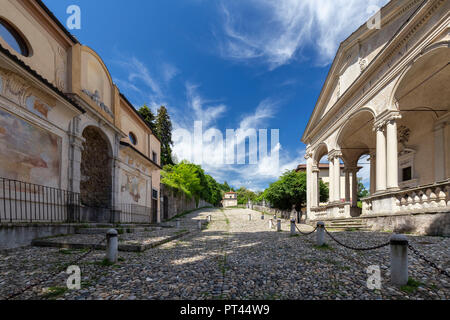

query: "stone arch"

left=389, top=45, right=450, bottom=114
left=312, top=142, right=330, bottom=165
left=392, top=46, right=450, bottom=185
left=337, top=109, right=376, bottom=165
left=80, top=126, right=113, bottom=208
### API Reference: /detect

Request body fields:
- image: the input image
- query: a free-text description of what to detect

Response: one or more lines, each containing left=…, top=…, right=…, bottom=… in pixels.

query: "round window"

left=129, top=132, right=137, bottom=145
left=0, top=18, right=30, bottom=57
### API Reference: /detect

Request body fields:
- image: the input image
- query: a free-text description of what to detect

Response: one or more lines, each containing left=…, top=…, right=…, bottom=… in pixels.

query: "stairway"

left=325, top=218, right=370, bottom=231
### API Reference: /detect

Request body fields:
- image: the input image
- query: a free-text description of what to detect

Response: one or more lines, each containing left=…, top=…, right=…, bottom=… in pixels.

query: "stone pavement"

left=0, top=208, right=449, bottom=300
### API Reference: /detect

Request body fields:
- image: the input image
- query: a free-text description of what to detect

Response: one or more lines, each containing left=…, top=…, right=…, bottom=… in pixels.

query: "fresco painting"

left=0, top=108, right=61, bottom=187
left=121, top=173, right=145, bottom=203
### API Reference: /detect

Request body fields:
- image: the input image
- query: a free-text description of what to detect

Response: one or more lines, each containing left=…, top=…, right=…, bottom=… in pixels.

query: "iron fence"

left=0, top=177, right=156, bottom=224
left=0, top=177, right=80, bottom=223
left=114, top=203, right=155, bottom=224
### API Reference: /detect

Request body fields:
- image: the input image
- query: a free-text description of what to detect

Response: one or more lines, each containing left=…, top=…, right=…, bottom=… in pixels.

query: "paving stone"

left=0, top=208, right=448, bottom=300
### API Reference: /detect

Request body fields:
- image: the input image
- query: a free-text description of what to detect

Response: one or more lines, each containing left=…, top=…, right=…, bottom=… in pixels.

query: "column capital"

left=327, top=150, right=342, bottom=161
left=373, top=110, right=402, bottom=131
left=304, top=151, right=313, bottom=160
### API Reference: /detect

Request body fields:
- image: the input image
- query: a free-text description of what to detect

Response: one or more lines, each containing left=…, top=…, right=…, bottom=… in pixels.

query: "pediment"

left=302, top=0, right=424, bottom=143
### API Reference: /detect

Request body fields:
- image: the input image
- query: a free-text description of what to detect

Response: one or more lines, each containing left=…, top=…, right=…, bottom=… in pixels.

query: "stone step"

left=32, top=230, right=190, bottom=252
left=76, top=226, right=157, bottom=234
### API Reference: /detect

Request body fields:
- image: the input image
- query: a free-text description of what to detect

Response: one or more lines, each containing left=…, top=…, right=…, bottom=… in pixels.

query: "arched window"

left=0, top=18, right=30, bottom=57
left=129, top=132, right=137, bottom=145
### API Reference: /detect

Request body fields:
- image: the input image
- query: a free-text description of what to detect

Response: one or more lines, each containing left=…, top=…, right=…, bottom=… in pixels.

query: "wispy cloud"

left=218, top=0, right=389, bottom=69
left=172, top=90, right=297, bottom=191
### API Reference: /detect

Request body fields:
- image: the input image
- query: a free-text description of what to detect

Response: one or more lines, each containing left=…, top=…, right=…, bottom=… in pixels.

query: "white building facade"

left=301, top=0, right=449, bottom=235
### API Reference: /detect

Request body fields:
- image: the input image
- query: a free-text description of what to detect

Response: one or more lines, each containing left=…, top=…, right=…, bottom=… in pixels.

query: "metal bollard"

left=261, top=214, right=265, bottom=220
left=207, top=215, right=212, bottom=222
left=106, top=229, right=118, bottom=263
left=248, top=213, right=252, bottom=221
left=290, top=219, right=296, bottom=236
left=276, top=219, right=282, bottom=232
left=269, top=219, right=273, bottom=229
left=390, top=234, right=408, bottom=286
left=198, top=220, right=203, bottom=230
left=316, top=221, right=325, bottom=246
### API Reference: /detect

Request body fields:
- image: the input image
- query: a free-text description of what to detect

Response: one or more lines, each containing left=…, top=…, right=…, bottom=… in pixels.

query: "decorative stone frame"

left=398, top=148, right=418, bottom=189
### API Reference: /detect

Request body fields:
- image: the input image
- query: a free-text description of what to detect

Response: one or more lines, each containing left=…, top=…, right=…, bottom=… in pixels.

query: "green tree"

left=155, top=106, right=174, bottom=166
left=161, top=161, right=224, bottom=207
left=137, top=105, right=156, bottom=132
left=357, top=178, right=369, bottom=199
left=261, top=170, right=328, bottom=211
left=236, top=187, right=258, bottom=205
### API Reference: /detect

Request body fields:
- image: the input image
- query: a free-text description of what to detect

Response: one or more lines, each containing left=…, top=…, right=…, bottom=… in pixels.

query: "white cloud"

left=218, top=0, right=389, bottom=68
left=171, top=90, right=301, bottom=191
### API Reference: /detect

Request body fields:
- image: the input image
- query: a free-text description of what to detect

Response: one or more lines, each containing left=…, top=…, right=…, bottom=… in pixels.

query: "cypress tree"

left=155, top=106, right=174, bottom=166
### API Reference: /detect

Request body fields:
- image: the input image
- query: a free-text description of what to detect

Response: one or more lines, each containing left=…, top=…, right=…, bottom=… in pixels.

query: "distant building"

left=222, top=192, right=238, bottom=207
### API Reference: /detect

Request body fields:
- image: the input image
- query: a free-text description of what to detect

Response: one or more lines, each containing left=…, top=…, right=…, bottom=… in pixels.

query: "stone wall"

left=160, top=184, right=212, bottom=221
left=365, top=212, right=450, bottom=237
left=252, top=205, right=296, bottom=220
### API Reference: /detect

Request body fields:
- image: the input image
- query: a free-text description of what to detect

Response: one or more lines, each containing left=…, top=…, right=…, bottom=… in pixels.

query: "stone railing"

left=362, top=181, right=450, bottom=215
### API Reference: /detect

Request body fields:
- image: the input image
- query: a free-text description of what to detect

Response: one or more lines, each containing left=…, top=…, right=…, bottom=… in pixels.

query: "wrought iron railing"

left=114, top=204, right=155, bottom=224
left=0, top=177, right=80, bottom=223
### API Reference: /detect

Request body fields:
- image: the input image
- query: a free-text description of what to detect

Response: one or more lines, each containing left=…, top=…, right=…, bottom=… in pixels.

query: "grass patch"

left=168, top=206, right=214, bottom=221
left=400, top=278, right=423, bottom=293
left=118, top=257, right=125, bottom=262
left=58, top=248, right=74, bottom=255
left=117, top=228, right=124, bottom=235
left=174, top=229, right=188, bottom=236
left=314, top=243, right=333, bottom=250
left=95, top=258, right=116, bottom=267
left=42, top=286, right=68, bottom=299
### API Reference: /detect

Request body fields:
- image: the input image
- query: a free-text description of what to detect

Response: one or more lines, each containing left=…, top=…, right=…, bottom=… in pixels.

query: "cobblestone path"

left=1, top=208, right=449, bottom=300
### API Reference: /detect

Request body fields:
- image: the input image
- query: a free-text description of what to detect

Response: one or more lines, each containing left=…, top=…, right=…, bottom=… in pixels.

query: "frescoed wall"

left=0, top=108, right=61, bottom=187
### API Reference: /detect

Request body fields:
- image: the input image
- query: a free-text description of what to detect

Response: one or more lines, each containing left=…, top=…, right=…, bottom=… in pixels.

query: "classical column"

left=312, top=166, right=320, bottom=207
left=328, top=155, right=335, bottom=202
left=376, top=125, right=387, bottom=192
left=386, top=119, right=400, bottom=190
left=369, top=153, right=376, bottom=195
left=434, top=123, right=446, bottom=182
left=351, top=168, right=359, bottom=207
left=306, top=155, right=314, bottom=214
left=334, top=156, right=341, bottom=202
left=344, top=168, right=350, bottom=202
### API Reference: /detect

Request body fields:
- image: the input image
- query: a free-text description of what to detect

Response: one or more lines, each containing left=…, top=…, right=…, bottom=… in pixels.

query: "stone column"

left=386, top=119, right=399, bottom=190
left=328, top=156, right=335, bottom=202
left=351, top=168, right=359, bottom=207
left=376, top=126, right=387, bottom=192
left=369, top=153, right=376, bottom=195
left=312, top=166, right=319, bottom=207
left=334, top=156, right=341, bottom=202
left=434, top=123, right=446, bottom=182
left=306, top=155, right=313, bottom=214
left=68, top=134, right=84, bottom=194
left=344, top=168, right=350, bottom=202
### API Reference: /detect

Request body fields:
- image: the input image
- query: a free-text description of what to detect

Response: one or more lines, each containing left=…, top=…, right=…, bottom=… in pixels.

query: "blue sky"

left=44, top=0, right=388, bottom=191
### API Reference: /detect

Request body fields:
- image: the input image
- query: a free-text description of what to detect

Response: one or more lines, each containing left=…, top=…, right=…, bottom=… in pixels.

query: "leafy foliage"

left=236, top=187, right=258, bottom=205
left=357, top=178, right=369, bottom=199
left=161, top=161, right=223, bottom=206
left=137, top=105, right=156, bottom=131
left=258, top=170, right=328, bottom=211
